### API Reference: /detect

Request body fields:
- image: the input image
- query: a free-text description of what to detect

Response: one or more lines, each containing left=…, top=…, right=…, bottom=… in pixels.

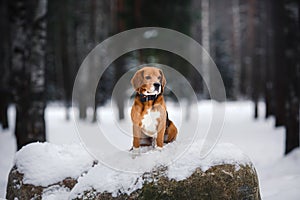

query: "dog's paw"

left=131, top=147, right=140, bottom=159
left=155, top=146, right=163, bottom=151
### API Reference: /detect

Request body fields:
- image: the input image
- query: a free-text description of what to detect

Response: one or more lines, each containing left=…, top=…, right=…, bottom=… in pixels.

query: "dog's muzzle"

left=153, top=83, right=161, bottom=91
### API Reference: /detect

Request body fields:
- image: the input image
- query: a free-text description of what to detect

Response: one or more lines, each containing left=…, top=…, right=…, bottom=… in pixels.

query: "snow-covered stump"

left=6, top=143, right=95, bottom=200
left=6, top=142, right=261, bottom=200
left=72, top=164, right=260, bottom=200
left=6, top=167, right=77, bottom=200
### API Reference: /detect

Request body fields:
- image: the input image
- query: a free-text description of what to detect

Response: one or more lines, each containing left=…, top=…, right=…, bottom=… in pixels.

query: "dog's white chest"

left=142, top=109, right=160, bottom=137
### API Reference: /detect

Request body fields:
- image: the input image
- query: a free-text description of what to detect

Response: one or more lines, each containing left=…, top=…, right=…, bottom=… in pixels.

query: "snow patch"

left=259, top=148, right=300, bottom=200
left=14, top=142, right=94, bottom=187
left=167, top=142, right=251, bottom=180
left=69, top=141, right=251, bottom=198
left=12, top=139, right=251, bottom=198
left=42, top=185, right=70, bottom=200
left=70, top=165, right=142, bottom=198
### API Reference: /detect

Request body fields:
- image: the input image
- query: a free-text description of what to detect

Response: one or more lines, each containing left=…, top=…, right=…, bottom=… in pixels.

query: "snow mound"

left=15, top=142, right=94, bottom=187
left=70, top=141, right=251, bottom=198
left=13, top=141, right=252, bottom=198
left=42, top=185, right=70, bottom=200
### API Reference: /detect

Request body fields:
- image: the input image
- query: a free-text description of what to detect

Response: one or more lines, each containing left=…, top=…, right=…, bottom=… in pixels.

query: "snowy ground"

left=0, top=101, right=299, bottom=199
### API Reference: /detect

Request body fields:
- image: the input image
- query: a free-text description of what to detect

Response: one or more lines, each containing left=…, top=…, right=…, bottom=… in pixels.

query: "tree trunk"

left=231, top=0, right=241, bottom=99
left=247, top=0, right=262, bottom=119
left=285, top=99, right=299, bottom=154
left=0, top=89, right=10, bottom=130
left=92, top=105, right=97, bottom=123
left=264, top=0, right=275, bottom=119
left=201, top=0, right=210, bottom=98
left=114, top=58, right=126, bottom=121
left=79, top=101, right=87, bottom=120
left=0, top=0, right=11, bottom=130
left=238, top=0, right=248, bottom=96
left=10, top=0, right=47, bottom=150
left=273, top=0, right=287, bottom=127
left=113, top=0, right=126, bottom=121
left=58, top=0, right=73, bottom=121
left=90, top=0, right=98, bottom=123
left=284, top=0, right=300, bottom=154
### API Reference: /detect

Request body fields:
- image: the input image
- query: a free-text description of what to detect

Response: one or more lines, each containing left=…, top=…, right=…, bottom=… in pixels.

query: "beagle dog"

left=130, top=67, right=178, bottom=151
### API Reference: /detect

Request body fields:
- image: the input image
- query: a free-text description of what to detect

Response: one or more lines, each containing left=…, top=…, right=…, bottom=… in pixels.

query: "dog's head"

left=131, top=67, right=166, bottom=95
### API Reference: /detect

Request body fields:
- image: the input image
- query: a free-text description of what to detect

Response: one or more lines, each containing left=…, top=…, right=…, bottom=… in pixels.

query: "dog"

left=130, top=66, right=178, bottom=152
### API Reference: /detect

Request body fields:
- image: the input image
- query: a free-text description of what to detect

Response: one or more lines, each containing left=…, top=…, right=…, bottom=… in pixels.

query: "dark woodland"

left=0, top=0, right=299, bottom=155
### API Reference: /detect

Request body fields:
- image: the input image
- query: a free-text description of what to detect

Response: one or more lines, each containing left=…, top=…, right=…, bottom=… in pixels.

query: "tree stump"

left=6, top=142, right=261, bottom=200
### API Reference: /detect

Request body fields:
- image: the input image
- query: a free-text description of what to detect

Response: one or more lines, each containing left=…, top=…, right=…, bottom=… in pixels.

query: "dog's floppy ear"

left=131, top=69, right=144, bottom=91
left=159, top=69, right=167, bottom=91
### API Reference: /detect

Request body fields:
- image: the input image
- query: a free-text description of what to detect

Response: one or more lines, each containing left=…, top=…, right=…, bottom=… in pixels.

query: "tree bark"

left=284, top=0, right=300, bottom=154
left=264, top=0, right=275, bottom=119
left=273, top=0, right=287, bottom=127
left=58, top=0, right=73, bottom=121
left=0, top=0, right=11, bottom=130
left=10, top=0, right=47, bottom=150
left=201, top=0, right=210, bottom=98
left=0, top=89, right=10, bottom=130
left=231, top=0, right=242, bottom=99
left=113, top=0, right=126, bottom=121
left=247, top=0, right=262, bottom=119
left=114, top=58, right=126, bottom=120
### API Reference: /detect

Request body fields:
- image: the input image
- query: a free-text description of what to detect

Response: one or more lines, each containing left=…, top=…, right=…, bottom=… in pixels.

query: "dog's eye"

left=158, top=76, right=161, bottom=80
left=145, top=76, right=151, bottom=80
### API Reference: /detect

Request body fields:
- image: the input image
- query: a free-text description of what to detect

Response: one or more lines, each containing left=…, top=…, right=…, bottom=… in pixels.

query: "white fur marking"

left=155, top=146, right=163, bottom=151
left=142, top=109, right=160, bottom=137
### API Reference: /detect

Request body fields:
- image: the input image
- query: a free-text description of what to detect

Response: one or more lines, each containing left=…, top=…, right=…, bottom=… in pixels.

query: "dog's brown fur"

left=131, top=67, right=178, bottom=148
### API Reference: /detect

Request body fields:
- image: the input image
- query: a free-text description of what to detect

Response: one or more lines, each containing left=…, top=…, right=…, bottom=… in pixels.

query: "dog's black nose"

left=154, top=83, right=161, bottom=89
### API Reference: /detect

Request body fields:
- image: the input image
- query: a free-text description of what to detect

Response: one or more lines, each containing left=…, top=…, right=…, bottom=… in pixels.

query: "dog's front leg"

left=133, top=124, right=142, bottom=148
left=154, top=105, right=166, bottom=150
left=132, top=124, right=142, bottom=158
left=156, top=124, right=165, bottom=149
